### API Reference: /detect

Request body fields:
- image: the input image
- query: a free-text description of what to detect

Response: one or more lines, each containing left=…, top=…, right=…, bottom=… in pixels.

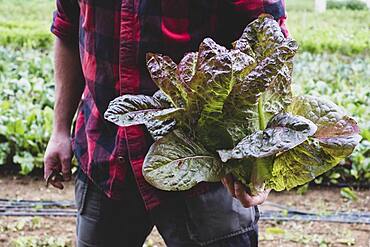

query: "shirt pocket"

left=184, top=183, right=258, bottom=246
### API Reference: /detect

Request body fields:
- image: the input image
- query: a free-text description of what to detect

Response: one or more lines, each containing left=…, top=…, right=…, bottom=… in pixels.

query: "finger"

left=234, top=182, right=253, bottom=207
left=257, top=189, right=271, bottom=205
left=61, top=156, right=72, bottom=182
left=247, top=189, right=270, bottom=206
left=43, top=156, right=61, bottom=181
left=252, top=194, right=265, bottom=205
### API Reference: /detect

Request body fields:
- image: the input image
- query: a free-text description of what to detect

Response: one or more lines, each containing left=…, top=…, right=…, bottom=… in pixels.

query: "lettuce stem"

left=258, top=97, right=266, bottom=130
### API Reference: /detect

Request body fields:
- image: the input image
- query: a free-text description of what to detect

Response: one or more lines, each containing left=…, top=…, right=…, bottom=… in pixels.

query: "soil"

left=0, top=176, right=369, bottom=247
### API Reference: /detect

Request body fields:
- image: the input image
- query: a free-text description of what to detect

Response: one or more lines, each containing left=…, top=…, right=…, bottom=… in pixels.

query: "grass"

left=286, top=1, right=370, bottom=54
left=286, top=0, right=315, bottom=11
left=0, top=0, right=55, bottom=49
left=286, top=0, right=370, bottom=55
left=288, top=9, right=370, bottom=55
left=0, top=0, right=369, bottom=54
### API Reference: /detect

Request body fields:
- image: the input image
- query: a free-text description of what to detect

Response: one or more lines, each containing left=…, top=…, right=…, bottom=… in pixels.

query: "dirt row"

left=0, top=176, right=369, bottom=246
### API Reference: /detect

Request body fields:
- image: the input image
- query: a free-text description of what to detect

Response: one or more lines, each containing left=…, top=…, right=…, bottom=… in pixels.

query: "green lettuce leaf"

left=218, top=112, right=317, bottom=194
left=267, top=96, right=362, bottom=191
left=104, top=94, right=180, bottom=140
left=223, top=38, right=298, bottom=140
left=218, top=113, right=317, bottom=162
left=143, top=130, right=224, bottom=191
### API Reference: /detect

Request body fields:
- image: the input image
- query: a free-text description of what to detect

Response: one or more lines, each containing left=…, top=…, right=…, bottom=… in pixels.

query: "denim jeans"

left=75, top=167, right=259, bottom=247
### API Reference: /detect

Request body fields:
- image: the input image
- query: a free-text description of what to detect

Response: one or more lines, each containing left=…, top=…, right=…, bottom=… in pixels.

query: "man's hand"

left=221, top=174, right=270, bottom=208
left=44, top=132, right=73, bottom=190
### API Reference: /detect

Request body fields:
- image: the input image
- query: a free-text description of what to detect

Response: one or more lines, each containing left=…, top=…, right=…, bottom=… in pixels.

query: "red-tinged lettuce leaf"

left=267, top=96, right=362, bottom=191
left=261, top=60, right=294, bottom=121
left=248, top=15, right=296, bottom=121
left=177, top=52, right=198, bottom=84
left=104, top=94, right=181, bottom=140
left=181, top=38, right=255, bottom=150
left=153, top=90, right=172, bottom=106
left=223, top=38, right=298, bottom=142
left=232, top=33, right=255, bottom=58
left=186, top=38, right=256, bottom=125
left=229, top=49, right=256, bottom=80
left=224, top=15, right=296, bottom=139
left=240, top=14, right=286, bottom=60
left=104, top=94, right=176, bottom=126
left=227, top=40, right=297, bottom=116
left=142, top=130, right=224, bottom=191
left=145, top=119, right=177, bottom=141
left=217, top=113, right=317, bottom=162
left=146, top=53, right=188, bottom=107
left=185, top=38, right=233, bottom=127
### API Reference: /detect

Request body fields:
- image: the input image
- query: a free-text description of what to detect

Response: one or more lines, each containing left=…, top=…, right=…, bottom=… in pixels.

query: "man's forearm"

left=53, top=38, right=85, bottom=136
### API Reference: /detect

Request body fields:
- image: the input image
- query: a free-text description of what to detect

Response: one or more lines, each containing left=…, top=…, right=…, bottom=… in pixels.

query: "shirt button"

left=117, top=156, right=125, bottom=163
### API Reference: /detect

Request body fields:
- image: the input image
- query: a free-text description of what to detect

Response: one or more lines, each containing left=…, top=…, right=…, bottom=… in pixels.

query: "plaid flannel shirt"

left=51, top=0, right=288, bottom=210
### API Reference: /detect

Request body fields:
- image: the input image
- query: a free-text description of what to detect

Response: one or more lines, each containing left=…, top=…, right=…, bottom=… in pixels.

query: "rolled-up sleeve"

left=231, top=0, right=289, bottom=37
left=265, top=0, right=289, bottom=37
left=50, top=0, right=80, bottom=42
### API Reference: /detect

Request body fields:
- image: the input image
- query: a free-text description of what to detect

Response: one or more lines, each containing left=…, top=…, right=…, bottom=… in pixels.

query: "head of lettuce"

left=104, top=15, right=361, bottom=195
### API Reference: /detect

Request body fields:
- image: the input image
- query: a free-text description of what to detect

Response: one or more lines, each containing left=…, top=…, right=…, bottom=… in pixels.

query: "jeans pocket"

left=74, top=176, right=88, bottom=215
left=75, top=178, right=105, bottom=246
left=184, top=184, right=257, bottom=246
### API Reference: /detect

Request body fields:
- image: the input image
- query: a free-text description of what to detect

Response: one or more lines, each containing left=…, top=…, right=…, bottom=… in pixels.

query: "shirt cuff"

left=50, top=11, right=79, bottom=42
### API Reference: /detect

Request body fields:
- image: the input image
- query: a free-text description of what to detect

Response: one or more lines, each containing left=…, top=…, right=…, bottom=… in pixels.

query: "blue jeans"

left=75, top=167, right=259, bottom=247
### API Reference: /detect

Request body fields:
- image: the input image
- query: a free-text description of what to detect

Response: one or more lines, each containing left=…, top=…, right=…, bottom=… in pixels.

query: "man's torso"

left=52, top=0, right=287, bottom=209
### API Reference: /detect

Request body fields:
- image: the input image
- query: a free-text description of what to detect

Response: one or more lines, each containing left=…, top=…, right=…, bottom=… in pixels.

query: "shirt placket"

left=119, top=0, right=140, bottom=95
left=118, top=0, right=158, bottom=208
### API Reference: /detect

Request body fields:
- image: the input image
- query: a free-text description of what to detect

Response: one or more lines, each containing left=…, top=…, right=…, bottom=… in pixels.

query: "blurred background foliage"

left=0, top=0, right=369, bottom=187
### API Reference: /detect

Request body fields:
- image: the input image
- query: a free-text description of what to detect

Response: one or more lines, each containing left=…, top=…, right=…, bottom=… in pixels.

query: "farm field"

left=1, top=0, right=369, bottom=53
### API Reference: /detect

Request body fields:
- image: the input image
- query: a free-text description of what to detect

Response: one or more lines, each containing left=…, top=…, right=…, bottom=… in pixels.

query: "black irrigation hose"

left=260, top=211, right=370, bottom=224
left=264, top=201, right=370, bottom=217
left=0, top=199, right=369, bottom=224
left=0, top=212, right=77, bottom=217
left=0, top=198, right=77, bottom=217
left=0, top=198, right=75, bottom=207
left=310, top=181, right=370, bottom=189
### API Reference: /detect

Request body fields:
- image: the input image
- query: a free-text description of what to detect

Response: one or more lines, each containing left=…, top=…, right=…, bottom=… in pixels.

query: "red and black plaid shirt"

left=51, top=0, right=288, bottom=210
